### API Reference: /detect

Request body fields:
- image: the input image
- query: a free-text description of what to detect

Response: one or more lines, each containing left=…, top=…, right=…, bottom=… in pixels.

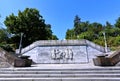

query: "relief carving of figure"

left=51, top=49, right=73, bottom=60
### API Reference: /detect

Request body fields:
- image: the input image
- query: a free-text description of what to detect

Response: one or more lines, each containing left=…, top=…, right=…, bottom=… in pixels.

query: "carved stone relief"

left=51, top=49, right=73, bottom=60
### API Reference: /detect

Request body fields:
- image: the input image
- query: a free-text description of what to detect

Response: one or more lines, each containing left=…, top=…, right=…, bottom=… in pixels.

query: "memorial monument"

left=16, top=39, right=110, bottom=64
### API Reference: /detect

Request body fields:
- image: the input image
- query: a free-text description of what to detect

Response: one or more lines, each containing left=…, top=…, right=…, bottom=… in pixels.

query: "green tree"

left=51, top=35, right=58, bottom=40
left=45, top=24, right=53, bottom=39
left=74, top=15, right=81, bottom=35
left=115, top=17, right=120, bottom=28
left=0, top=28, right=9, bottom=43
left=65, top=15, right=120, bottom=50
left=73, top=15, right=90, bottom=36
left=90, top=22, right=103, bottom=34
left=77, top=31, right=95, bottom=41
left=105, top=21, right=112, bottom=29
left=4, top=8, right=54, bottom=48
left=0, top=28, right=14, bottom=52
left=65, top=29, right=75, bottom=39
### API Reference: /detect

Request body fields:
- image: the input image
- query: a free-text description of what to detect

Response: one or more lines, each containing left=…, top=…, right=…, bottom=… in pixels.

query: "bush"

left=0, top=43, right=14, bottom=52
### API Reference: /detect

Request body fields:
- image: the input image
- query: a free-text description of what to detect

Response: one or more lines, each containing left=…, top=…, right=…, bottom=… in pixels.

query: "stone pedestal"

left=14, top=56, right=32, bottom=67
left=93, top=50, right=120, bottom=66
left=93, top=55, right=112, bottom=66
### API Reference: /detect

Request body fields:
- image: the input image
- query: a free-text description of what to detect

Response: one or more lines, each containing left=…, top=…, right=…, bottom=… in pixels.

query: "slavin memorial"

left=16, top=39, right=109, bottom=64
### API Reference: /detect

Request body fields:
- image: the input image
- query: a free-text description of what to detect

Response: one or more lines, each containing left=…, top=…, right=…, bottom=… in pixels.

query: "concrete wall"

left=17, top=40, right=110, bottom=64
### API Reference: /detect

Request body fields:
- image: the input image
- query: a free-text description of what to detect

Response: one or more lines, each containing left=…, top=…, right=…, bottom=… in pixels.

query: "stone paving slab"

left=0, top=78, right=120, bottom=81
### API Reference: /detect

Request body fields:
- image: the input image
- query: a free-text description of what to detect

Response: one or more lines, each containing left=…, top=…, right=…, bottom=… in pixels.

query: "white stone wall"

left=18, top=40, right=109, bottom=64
left=23, top=45, right=103, bottom=64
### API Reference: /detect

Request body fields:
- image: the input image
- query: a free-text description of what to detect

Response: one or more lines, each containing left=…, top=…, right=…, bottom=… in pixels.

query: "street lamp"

left=18, top=33, right=24, bottom=55
left=103, top=32, right=108, bottom=53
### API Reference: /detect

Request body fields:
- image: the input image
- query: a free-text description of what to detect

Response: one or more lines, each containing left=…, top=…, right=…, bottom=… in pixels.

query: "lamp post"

left=103, top=32, right=108, bottom=53
left=18, top=33, right=24, bottom=55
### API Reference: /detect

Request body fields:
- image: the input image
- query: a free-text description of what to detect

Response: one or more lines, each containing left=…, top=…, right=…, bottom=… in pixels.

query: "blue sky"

left=0, top=0, right=120, bottom=40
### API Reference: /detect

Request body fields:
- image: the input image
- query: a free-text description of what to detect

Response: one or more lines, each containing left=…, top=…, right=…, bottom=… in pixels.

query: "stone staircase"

left=0, top=66, right=120, bottom=81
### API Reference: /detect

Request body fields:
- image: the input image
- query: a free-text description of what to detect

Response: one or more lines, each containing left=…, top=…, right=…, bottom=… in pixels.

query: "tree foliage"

left=74, top=15, right=81, bottom=35
left=4, top=8, right=58, bottom=48
left=0, top=27, right=14, bottom=52
left=65, top=29, right=75, bottom=39
left=0, top=28, right=8, bottom=43
left=51, top=35, right=59, bottom=40
left=115, top=17, right=120, bottom=28
left=66, top=15, right=120, bottom=50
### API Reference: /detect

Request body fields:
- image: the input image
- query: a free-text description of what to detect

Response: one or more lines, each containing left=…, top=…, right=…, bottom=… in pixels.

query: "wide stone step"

left=0, top=77, right=120, bottom=81
left=0, top=74, right=120, bottom=78
left=1, top=67, right=120, bottom=71
left=1, top=70, right=120, bottom=74
left=1, top=67, right=120, bottom=81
